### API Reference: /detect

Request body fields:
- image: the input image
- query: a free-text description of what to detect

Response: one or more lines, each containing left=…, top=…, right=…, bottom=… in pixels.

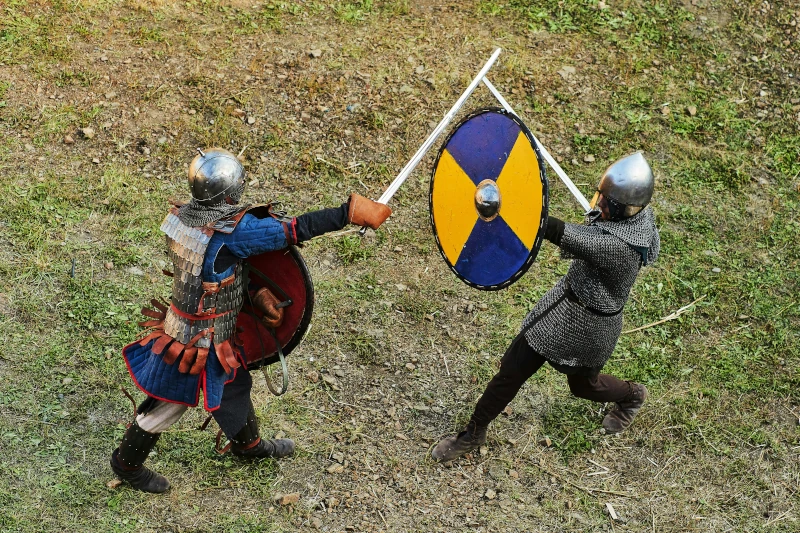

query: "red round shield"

left=237, top=246, right=314, bottom=370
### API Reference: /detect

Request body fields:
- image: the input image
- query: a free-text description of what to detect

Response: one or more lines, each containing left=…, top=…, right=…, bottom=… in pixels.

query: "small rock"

left=106, top=479, right=122, bottom=489
left=405, top=362, right=415, bottom=371
left=334, top=368, right=345, bottom=378
left=275, top=431, right=286, bottom=439
left=479, top=446, right=488, bottom=456
left=301, top=112, right=311, bottom=121
left=157, top=136, right=167, bottom=145
left=558, top=66, right=576, bottom=79
left=231, top=108, right=246, bottom=118
left=395, top=433, right=409, bottom=441
left=393, top=246, right=403, bottom=252
left=126, top=266, right=145, bottom=276
left=92, top=158, right=100, bottom=164
left=509, top=469, right=519, bottom=479
left=321, top=373, right=341, bottom=391
left=395, top=283, right=407, bottom=291
left=62, top=377, right=73, bottom=385
left=502, top=406, right=512, bottom=416
left=306, top=370, right=319, bottom=383
left=583, top=154, right=595, bottom=163
left=332, top=452, right=344, bottom=463
left=415, top=65, right=425, bottom=74
left=80, top=127, right=95, bottom=139
left=661, top=106, right=671, bottom=115
left=326, top=496, right=340, bottom=509
left=247, top=116, right=256, bottom=125
left=105, top=91, right=116, bottom=100
left=311, top=517, right=322, bottom=529
left=540, top=437, right=552, bottom=447
left=64, top=135, right=74, bottom=144
left=346, top=104, right=360, bottom=112
left=275, top=492, right=300, bottom=506
left=309, top=49, right=322, bottom=58
left=485, top=488, right=497, bottom=500
left=100, top=55, right=108, bottom=62
left=327, top=463, right=344, bottom=474
left=104, top=262, right=114, bottom=270
left=686, top=105, right=697, bottom=116
left=711, top=267, right=721, bottom=273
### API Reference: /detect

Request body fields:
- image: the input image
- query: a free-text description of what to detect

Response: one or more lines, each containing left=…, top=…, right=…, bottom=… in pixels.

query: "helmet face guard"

left=187, top=148, right=245, bottom=206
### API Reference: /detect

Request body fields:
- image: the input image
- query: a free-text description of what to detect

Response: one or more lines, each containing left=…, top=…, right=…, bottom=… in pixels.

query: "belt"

left=563, top=282, right=622, bottom=317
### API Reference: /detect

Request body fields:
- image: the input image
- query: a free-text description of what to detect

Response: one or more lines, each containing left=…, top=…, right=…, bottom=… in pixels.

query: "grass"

left=0, top=0, right=798, bottom=532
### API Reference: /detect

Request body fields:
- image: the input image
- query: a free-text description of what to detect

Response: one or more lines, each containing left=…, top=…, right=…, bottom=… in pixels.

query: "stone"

left=80, top=127, right=95, bottom=139
left=405, top=362, right=415, bottom=371
left=327, top=463, right=344, bottom=474
left=583, top=154, right=595, bottom=163
left=104, top=262, right=113, bottom=270
left=309, top=49, right=322, bottom=58
left=687, top=105, right=698, bottom=116
left=485, top=488, right=497, bottom=500
left=63, top=135, right=74, bottom=144
left=275, top=492, right=300, bottom=506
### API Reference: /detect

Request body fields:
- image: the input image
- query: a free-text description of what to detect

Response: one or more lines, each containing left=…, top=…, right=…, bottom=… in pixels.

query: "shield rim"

left=429, top=107, right=549, bottom=291
left=242, top=245, right=315, bottom=370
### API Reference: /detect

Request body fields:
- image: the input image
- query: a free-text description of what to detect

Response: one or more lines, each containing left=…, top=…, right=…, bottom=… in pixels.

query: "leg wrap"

left=117, top=422, right=161, bottom=469
left=229, top=403, right=260, bottom=448
left=228, top=402, right=295, bottom=459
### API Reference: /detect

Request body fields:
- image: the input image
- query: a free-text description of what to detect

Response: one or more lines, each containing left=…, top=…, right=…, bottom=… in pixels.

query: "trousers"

left=470, top=331, right=633, bottom=427
left=136, top=362, right=255, bottom=436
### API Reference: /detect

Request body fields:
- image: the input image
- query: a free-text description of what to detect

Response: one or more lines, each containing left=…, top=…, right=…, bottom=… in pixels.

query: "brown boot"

left=431, top=421, right=488, bottom=462
left=602, top=383, right=648, bottom=434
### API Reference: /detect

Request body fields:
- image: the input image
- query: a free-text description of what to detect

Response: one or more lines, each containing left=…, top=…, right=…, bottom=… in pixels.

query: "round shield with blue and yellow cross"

left=430, top=108, right=548, bottom=290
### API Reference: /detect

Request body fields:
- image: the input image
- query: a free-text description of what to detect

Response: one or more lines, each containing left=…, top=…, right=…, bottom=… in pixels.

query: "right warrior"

left=432, top=152, right=661, bottom=462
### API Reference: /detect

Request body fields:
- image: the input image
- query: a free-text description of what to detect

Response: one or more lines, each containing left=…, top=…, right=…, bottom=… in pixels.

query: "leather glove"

left=347, top=193, right=392, bottom=230
left=253, top=287, right=285, bottom=328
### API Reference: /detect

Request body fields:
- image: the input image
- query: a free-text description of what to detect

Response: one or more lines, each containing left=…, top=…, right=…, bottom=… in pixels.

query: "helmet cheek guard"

left=187, top=148, right=245, bottom=206
left=596, top=152, right=654, bottom=221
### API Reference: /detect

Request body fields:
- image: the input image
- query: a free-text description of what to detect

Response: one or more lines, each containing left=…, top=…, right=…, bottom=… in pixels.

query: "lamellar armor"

left=134, top=206, right=248, bottom=376
left=161, top=210, right=244, bottom=350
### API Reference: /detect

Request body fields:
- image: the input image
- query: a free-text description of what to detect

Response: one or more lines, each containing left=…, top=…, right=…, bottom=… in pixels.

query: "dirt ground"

left=1, top=1, right=799, bottom=532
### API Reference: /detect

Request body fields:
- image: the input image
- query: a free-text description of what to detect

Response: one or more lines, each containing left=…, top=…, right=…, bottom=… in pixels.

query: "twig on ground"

left=623, top=295, right=706, bottom=334
left=532, top=459, right=637, bottom=498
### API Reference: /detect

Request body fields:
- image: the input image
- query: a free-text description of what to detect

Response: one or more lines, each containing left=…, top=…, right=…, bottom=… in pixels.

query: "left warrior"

left=111, top=148, right=391, bottom=493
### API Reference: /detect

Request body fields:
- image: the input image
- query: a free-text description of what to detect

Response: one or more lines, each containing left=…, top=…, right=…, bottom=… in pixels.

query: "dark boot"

left=431, top=421, right=488, bottom=462
left=602, top=383, right=648, bottom=434
left=230, top=404, right=295, bottom=459
left=110, top=422, right=170, bottom=493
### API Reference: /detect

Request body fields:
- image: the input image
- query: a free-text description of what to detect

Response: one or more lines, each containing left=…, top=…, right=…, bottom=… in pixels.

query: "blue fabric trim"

left=202, top=214, right=288, bottom=282
left=123, top=340, right=233, bottom=410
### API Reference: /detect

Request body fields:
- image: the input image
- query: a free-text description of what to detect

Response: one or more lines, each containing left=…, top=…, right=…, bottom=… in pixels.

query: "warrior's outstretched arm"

left=295, top=193, right=391, bottom=241
left=543, top=216, right=627, bottom=265
left=295, top=203, right=349, bottom=242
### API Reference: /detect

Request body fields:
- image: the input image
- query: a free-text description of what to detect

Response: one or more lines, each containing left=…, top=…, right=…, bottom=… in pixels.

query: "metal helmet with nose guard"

left=590, top=152, right=654, bottom=221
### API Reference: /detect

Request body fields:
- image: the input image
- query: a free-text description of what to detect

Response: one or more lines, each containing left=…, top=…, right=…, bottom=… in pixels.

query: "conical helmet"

left=187, top=148, right=245, bottom=206
left=591, top=152, right=654, bottom=220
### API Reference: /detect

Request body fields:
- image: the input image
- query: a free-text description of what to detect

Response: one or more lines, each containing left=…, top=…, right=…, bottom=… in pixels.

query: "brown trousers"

left=470, top=332, right=633, bottom=427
